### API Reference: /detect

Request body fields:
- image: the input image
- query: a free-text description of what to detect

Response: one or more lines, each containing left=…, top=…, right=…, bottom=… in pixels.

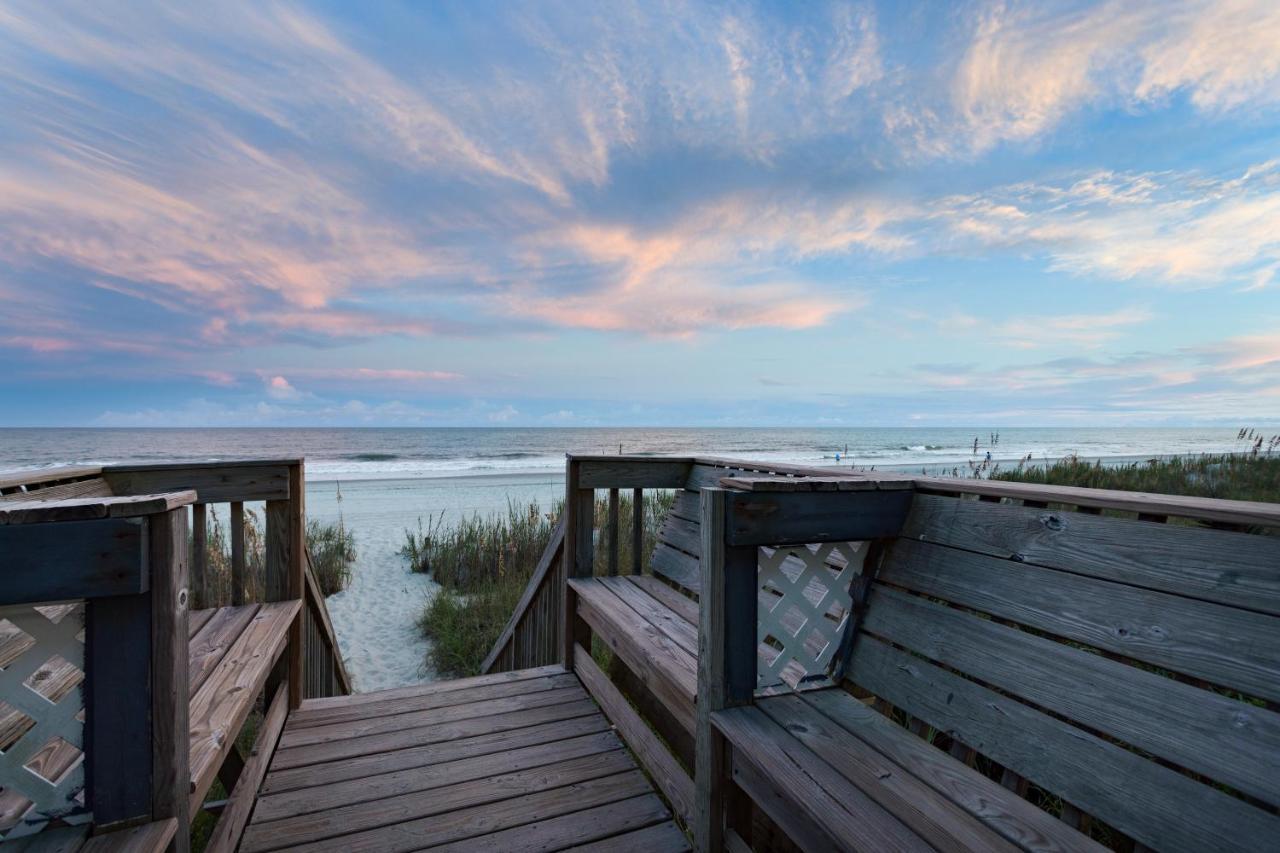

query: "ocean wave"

left=899, top=445, right=945, bottom=451
left=343, top=452, right=402, bottom=462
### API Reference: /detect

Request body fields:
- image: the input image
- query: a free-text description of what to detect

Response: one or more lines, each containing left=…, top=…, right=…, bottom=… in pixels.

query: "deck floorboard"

left=244, top=664, right=682, bottom=852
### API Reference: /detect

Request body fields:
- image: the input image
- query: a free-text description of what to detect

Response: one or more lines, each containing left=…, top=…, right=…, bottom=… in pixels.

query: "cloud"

left=935, top=161, right=1280, bottom=288
left=264, top=375, right=304, bottom=400
left=277, top=367, right=463, bottom=382
left=487, top=404, right=519, bottom=422
left=949, top=0, right=1280, bottom=154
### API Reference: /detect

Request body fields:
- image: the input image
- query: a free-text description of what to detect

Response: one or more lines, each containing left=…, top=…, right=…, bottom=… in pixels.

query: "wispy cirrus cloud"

left=947, top=0, right=1280, bottom=154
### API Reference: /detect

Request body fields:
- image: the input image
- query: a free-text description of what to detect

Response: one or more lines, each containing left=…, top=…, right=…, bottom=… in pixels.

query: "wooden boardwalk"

left=240, top=665, right=688, bottom=852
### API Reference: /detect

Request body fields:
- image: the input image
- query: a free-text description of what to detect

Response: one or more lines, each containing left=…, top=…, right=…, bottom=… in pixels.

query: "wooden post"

left=287, top=463, right=305, bottom=709
left=191, top=503, right=207, bottom=609
left=631, top=488, right=643, bottom=575
left=561, top=457, right=593, bottom=670
left=150, top=508, right=191, bottom=852
left=230, top=501, right=245, bottom=606
left=607, top=488, right=620, bottom=576
left=695, top=488, right=757, bottom=853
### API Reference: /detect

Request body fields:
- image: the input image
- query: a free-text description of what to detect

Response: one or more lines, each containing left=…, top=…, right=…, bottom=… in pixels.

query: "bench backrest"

left=848, top=491, right=1280, bottom=853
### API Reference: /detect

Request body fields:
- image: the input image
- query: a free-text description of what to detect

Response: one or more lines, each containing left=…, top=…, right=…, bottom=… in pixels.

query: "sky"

left=1, top=0, right=1278, bottom=427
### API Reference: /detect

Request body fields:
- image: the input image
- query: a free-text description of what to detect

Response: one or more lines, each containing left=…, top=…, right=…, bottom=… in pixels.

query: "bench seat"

left=569, top=576, right=698, bottom=736
left=715, top=688, right=1102, bottom=853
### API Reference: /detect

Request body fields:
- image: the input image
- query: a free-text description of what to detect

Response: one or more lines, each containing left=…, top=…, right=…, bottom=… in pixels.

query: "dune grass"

left=190, top=508, right=356, bottom=608
left=415, top=491, right=674, bottom=678
left=989, top=451, right=1280, bottom=505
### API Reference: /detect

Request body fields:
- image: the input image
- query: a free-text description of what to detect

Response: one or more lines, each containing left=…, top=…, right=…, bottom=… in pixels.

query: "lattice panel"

left=756, top=542, right=865, bottom=693
left=0, top=602, right=88, bottom=840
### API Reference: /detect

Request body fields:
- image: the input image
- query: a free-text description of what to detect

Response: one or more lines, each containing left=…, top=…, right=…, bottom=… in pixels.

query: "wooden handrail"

left=480, top=517, right=565, bottom=674
left=304, top=551, right=353, bottom=695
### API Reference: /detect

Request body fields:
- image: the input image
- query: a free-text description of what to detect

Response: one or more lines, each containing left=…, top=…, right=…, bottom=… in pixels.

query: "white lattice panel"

left=756, top=542, right=865, bottom=693
left=0, top=602, right=88, bottom=840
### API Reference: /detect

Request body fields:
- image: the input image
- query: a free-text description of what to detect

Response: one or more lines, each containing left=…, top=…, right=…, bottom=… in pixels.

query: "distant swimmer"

left=835, top=452, right=841, bottom=462
left=973, top=437, right=979, bottom=454
left=986, top=451, right=992, bottom=462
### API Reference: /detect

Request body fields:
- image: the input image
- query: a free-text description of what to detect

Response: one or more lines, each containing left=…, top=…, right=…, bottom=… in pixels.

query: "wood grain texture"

left=428, top=794, right=672, bottom=853
left=599, top=575, right=699, bottom=656
left=187, top=600, right=299, bottom=813
left=576, top=458, right=693, bottom=489
left=714, top=705, right=932, bottom=853
left=880, top=537, right=1280, bottom=702
left=269, top=697, right=601, bottom=770
left=724, top=489, right=913, bottom=546
left=845, top=636, right=1280, bottom=853
left=575, top=644, right=695, bottom=827
left=242, top=753, right=643, bottom=851
left=800, top=686, right=1100, bottom=853
left=299, top=664, right=565, bottom=713
left=0, top=518, right=146, bottom=604
left=103, top=464, right=289, bottom=503
left=757, top=694, right=1032, bottom=853
left=204, top=684, right=288, bottom=853
left=0, top=491, right=195, bottom=525
left=187, top=604, right=259, bottom=696
left=562, top=820, right=690, bottom=852
left=570, top=578, right=697, bottom=734
left=651, top=542, right=701, bottom=593
left=903, top=493, right=1280, bottom=616
left=0, top=466, right=104, bottom=492
left=149, top=508, right=190, bottom=851
left=861, top=587, right=1280, bottom=805
left=262, top=713, right=610, bottom=794
left=915, top=476, right=1280, bottom=526
left=79, top=818, right=178, bottom=853
left=628, top=575, right=699, bottom=624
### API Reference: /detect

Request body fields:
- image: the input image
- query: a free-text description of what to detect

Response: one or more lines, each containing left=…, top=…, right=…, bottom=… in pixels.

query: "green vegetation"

left=415, top=491, right=675, bottom=678
left=989, top=451, right=1280, bottom=504
left=190, top=509, right=356, bottom=608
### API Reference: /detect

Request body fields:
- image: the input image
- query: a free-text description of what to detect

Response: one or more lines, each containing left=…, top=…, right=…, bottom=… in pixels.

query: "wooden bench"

left=699, top=482, right=1280, bottom=852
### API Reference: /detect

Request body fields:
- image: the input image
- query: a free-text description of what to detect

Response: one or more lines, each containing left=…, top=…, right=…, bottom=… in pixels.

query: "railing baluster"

left=607, top=487, right=620, bottom=576
left=230, top=501, right=245, bottom=606
left=192, top=503, right=207, bottom=609
left=632, top=487, right=643, bottom=575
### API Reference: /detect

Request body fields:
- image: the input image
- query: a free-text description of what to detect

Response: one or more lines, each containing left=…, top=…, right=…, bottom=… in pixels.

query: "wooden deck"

left=238, top=665, right=688, bottom=852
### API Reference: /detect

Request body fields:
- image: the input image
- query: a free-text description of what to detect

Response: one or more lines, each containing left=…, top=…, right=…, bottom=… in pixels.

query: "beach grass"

left=989, top=451, right=1280, bottom=505
left=415, top=491, right=674, bottom=678
left=190, top=509, right=356, bottom=608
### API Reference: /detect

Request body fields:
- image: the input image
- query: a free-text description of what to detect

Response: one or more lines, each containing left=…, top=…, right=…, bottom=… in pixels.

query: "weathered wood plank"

left=79, top=818, right=178, bottom=853
left=0, top=518, right=146, bottom=604
left=188, top=600, right=299, bottom=813
left=562, top=820, right=690, bottom=852
left=844, top=636, right=1280, bottom=853
left=881, top=537, right=1280, bottom=701
left=263, top=711, right=610, bottom=795
left=0, top=465, right=104, bottom=492
left=575, top=644, right=695, bottom=827
left=204, top=684, right=288, bottom=853
left=85, top=592, right=152, bottom=825
left=242, top=754, right=643, bottom=852
left=916, top=476, right=1280, bottom=526
left=149, top=507, right=190, bottom=851
left=229, top=502, right=246, bottom=606
left=757, top=694, right=1026, bottom=853
left=2, top=825, right=89, bottom=852
left=269, top=697, right=601, bottom=770
left=658, top=511, right=701, bottom=558
left=576, top=458, right=693, bottom=489
left=725, top=489, right=913, bottom=546
left=0, top=477, right=112, bottom=504
left=429, top=794, right=672, bottom=853
left=715, top=705, right=933, bottom=853
left=300, top=663, right=565, bottom=712
left=570, top=578, right=697, bottom=734
left=187, top=604, right=259, bottom=696
left=277, top=684, right=586, bottom=749
left=694, top=488, right=758, bottom=853
left=103, top=464, right=289, bottom=503
left=599, top=575, right=698, bottom=656
left=903, top=493, right=1280, bottom=616
left=187, top=607, right=215, bottom=639
left=256, top=727, right=621, bottom=824
left=285, top=672, right=578, bottom=732
left=302, top=553, right=352, bottom=694
left=286, top=463, right=305, bottom=709
left=861, top=589, right=1280, bottom=807
left=650, top=542, right=701, bottom=593
left=800, top=686, right=1101, bottom=853
left=628, top=575, right=698, bottom=624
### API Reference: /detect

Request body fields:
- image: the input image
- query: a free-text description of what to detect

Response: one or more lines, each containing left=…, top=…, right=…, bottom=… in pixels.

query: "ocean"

left=0, top=426, right=1251, bottom=690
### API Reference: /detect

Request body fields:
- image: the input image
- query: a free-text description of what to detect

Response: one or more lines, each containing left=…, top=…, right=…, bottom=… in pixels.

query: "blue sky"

left=1, top=0, right=1278, bottom=426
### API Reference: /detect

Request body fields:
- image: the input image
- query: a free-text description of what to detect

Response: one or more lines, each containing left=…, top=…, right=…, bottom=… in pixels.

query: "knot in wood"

left=1039, top=513, right=1066, bottom=532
